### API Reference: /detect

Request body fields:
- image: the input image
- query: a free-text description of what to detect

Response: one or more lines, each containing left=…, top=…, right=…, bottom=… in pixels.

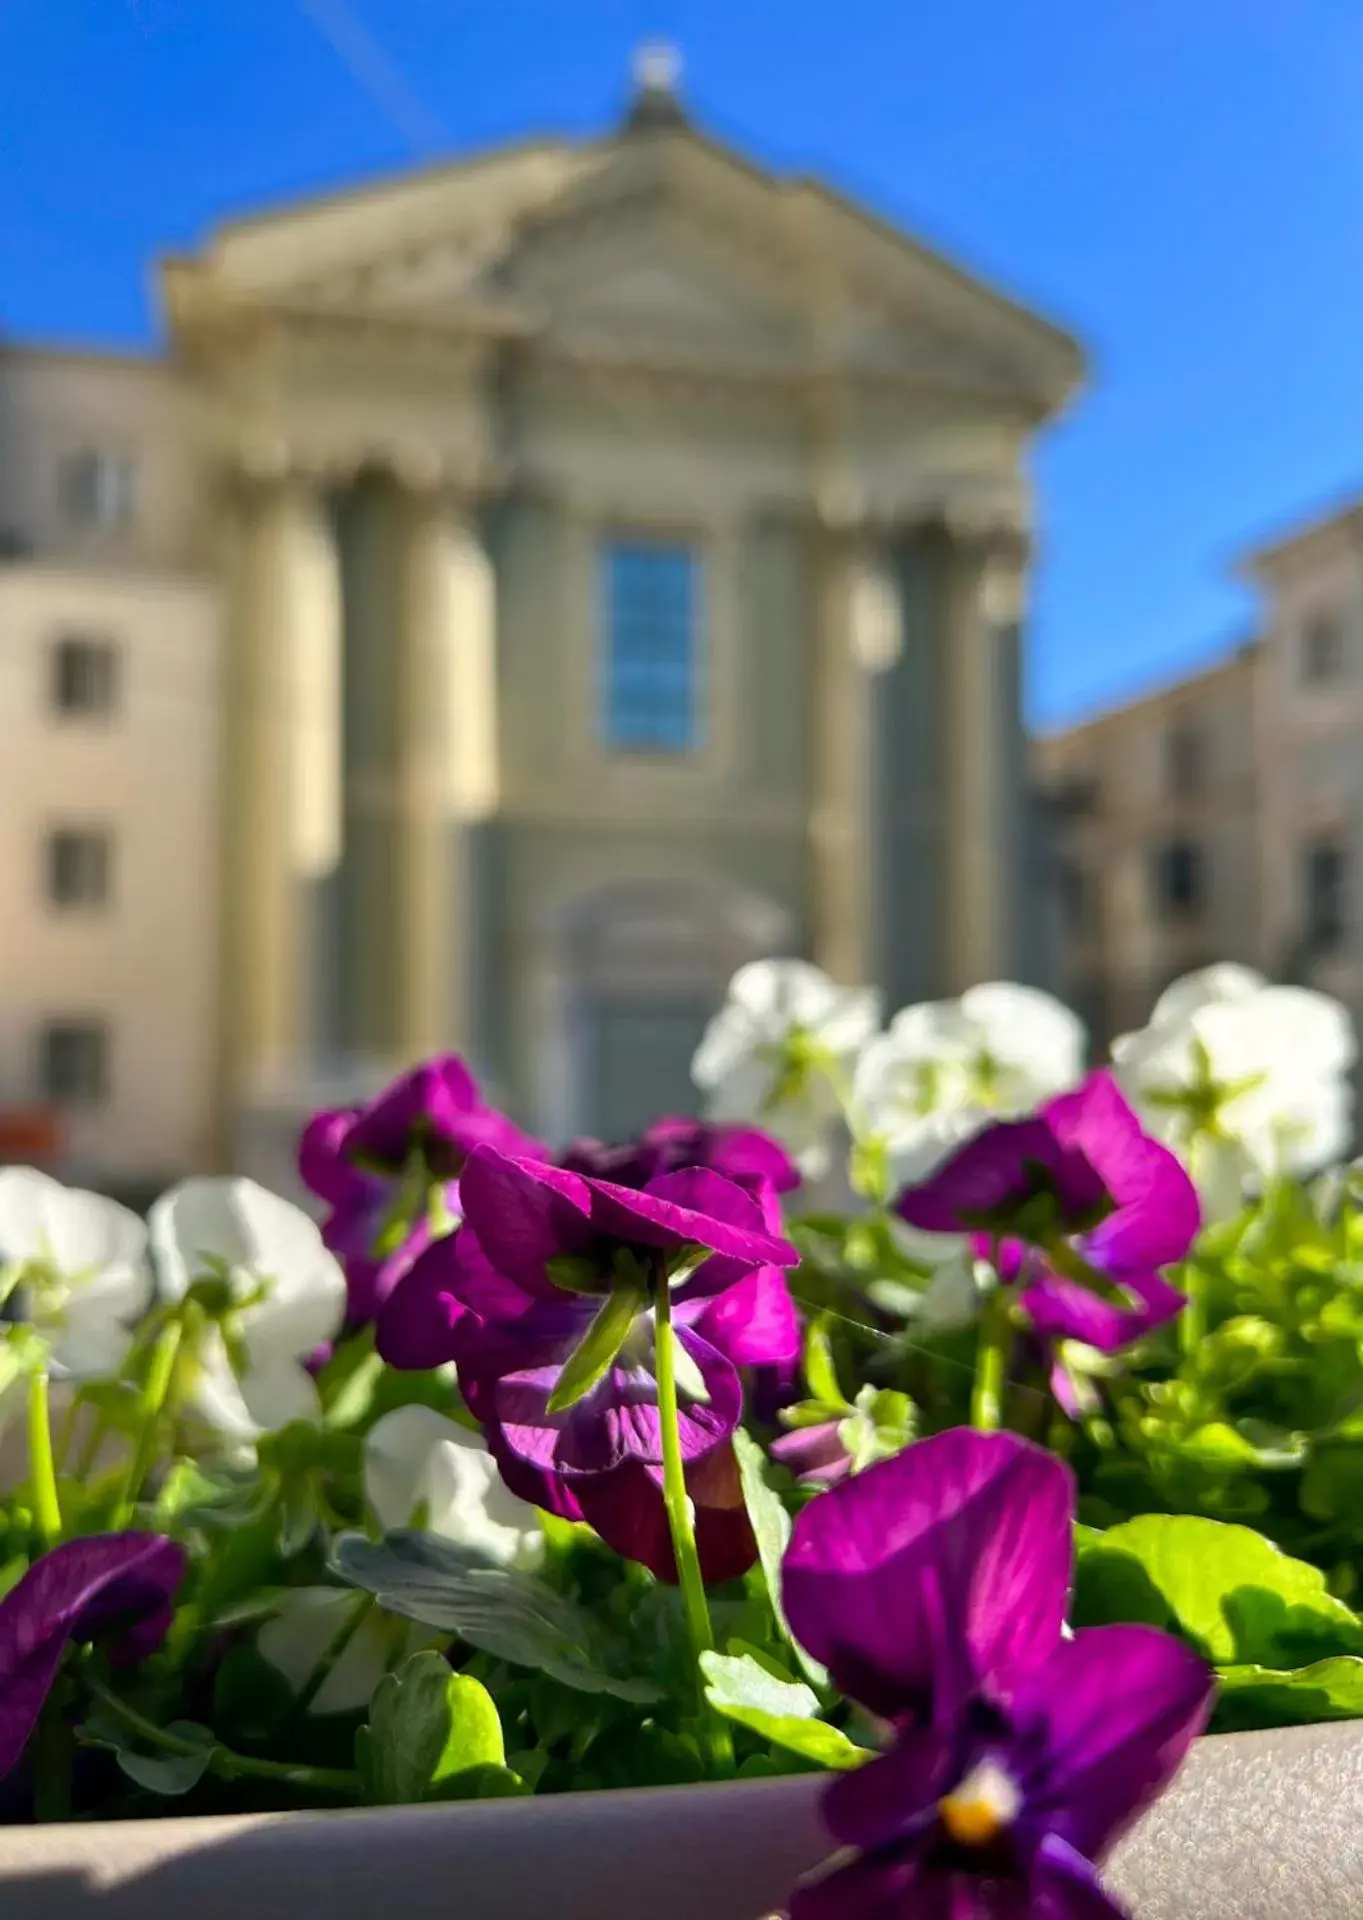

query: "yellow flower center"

left=938, top=1759, right=1021, bottom=1849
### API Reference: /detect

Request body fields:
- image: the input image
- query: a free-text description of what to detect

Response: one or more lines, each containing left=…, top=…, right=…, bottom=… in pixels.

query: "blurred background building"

left=1035, top=647, right=1260, bottom=1045
left=0, top=57, right=1083, bottom=1196
left=1039, top=493, right=1363, bottom=1055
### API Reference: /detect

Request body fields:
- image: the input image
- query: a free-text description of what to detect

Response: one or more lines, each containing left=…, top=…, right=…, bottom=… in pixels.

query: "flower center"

left=938, top=1759, right=1022, bottom=1849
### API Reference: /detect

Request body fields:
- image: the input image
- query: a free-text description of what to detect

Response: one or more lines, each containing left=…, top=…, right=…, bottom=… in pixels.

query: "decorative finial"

left=624, top=41, right=689, bottom=132
left=633, top=42, right=681, bottom=95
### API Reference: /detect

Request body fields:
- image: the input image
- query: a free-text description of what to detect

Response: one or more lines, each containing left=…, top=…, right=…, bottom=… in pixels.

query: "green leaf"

left=1075, top=1514, right=1363, bottom=1667
left=545, top=1282, right=645, bottom=1415
left=81, top=1714, right=216, bottom=1798
left=802, top=1315, right=847, bottom=1411
left=334, top=1530, right=663, bottom=1704
left=733, top=1431, right=828, bottom=1690
left=358, top=1652, right=505, bottom=1805
left=1215, top=1657, right=1363, bottom=1730
left=700, top=1653, right=869, bottom=1771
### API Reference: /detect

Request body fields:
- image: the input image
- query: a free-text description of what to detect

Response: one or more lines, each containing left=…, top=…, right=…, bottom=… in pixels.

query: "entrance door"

left=582, top=993, right=713, bottom=1142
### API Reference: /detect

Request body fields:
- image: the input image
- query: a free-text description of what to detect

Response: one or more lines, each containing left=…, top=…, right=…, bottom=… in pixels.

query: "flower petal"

left=895, top=1119, right=1062, bottom=1235
left=0, top=1533, right=185, bottom=1775
left=297, top=1107, right=363, bottom=1206
left=587, top=1167, right=797, bottom=1268
left=476, top=1313, right=741, bottom=1477
left=458, top=1151, right=600, bottom=1295
left=340, top=1055, right=481, bottom=1169
left=364, top=1405, right=542, bottom=1568
left=1044, top=1074, right=1200, bottom=1272
left=820, top=1723, right=952, bottom=1849
left=1020, top=1625, right=1214, bottom=1862
left=573, top=1447, right=757, bottom=1585
left=688, top=1266, right=801, bottom=1368
left=1029, top=1835, right=1130, bottom=1919
left=782, top=1429, right=1074, bottom=1722
left=1021, top=1271, right=1185, bottom=1356
left=788, top=1850, right=927, bottom=1920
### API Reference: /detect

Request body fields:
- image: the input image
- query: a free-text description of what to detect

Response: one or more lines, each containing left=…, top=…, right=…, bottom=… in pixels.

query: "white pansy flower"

left=691, top=959, right=881, bottom=1176
left=1112, top=966, right=1356, bottom=1220
left=854, top=983, right=1086, bottom=1198
left=0, top=1166, right=152, bottom=1378
left=150, top=1177, right=346, bottom=1440
left=364, top=1404, right=543, bottom=1570
left=257, top=1587, right=438, bottom=1716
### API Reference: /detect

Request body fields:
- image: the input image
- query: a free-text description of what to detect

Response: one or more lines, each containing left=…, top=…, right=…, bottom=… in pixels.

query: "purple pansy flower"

left=896, top=1073, right=1198, bottom=1375
left=380, top=1147, right=800, bottom=1484
left=481, top=1431, right=760, bottom=1585
left=770, top=1420, right=854, bottom=1488
left=782, top=1430, right=1213, bottom=1920
left=0, top=1533, right=187, bottom=1776
left=559, top=1116, right=799, bottom=1198
left=299, top=1057, right=545, bottom=1327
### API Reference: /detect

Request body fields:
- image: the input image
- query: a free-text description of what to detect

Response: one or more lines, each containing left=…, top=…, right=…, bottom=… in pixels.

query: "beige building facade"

left=1, top=71, right=1082, bottom=1190
left=1035, top=648, right=1261, bottom=1044
left=0, top=348, right=220, bottom=1196
left=1241, top=501, right=1363, bottom=1013
left=1038, top=491, right=1363, bottom=1058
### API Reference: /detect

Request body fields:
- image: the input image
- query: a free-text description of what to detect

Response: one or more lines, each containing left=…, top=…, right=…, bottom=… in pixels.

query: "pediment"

left=167, top=124, right=1082, bottom=413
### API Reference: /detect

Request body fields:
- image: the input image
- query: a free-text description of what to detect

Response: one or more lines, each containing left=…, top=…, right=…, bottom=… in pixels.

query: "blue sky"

left=3, top=0, right=1362, bottom=726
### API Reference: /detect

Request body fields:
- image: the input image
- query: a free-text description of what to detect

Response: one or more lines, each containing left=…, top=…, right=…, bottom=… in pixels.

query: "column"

left=336, top=470, right=496, bottom=1069
left=939, top=523, right=1026, bottom=991
left=809, top=517, right=874, bottom=986
left=336, top=470, right=405, bottom=1064
left=219, top=469, right=339, bottom=1105
left=395, top=483, right=498, bottom=1060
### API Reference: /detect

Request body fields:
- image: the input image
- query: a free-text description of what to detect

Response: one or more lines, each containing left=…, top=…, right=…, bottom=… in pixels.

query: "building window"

left=51, top=635, right=120, bottom=716
left=600, top=538, right=701, bottom=753
left=1304, top=836, right=1347, bottom=952
left=1057, top=858, right=1091, bottom=934
left=1165, top=721, right=1204, bottom=798
left=46, top=828, right=112, bottom=909
left=1153, top=838, right=1203, bottom=917
left=58, top=448, right=137, bottom=533
left=1302, top=610, right=1345, bottom=684
left=39, top=1020, right=109, bottom=1106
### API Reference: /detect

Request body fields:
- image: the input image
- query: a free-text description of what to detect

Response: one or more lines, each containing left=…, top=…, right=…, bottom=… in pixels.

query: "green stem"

left=83, top=1676, right=360, bottom=1797
left=1178, top=1262, right=1204, bottom=1362
left=72, top=1413, right=110, bottom=1483
left=971, top=1290, right=1013, bottom=1434
left=32, top=1705, right=73, bottom=1822
left=27, top=1369, right=63, bottom=1547
left=653, top=1278, right=733, bottom=1775
left=292, top=1594, right=373, bottom=1721
left=111, top=1318, right=183, bottom=1528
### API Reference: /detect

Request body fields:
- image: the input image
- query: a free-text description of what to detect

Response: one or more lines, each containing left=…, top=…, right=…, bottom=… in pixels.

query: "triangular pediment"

left=165, top=120, right=1083, bottom=412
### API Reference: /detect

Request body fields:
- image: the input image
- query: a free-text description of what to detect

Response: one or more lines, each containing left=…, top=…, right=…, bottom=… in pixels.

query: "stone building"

left=0, top=347, right=220, bottom=1197
left=0, top=64, right=1082, bottom=1190
left=1034, top=648, right=1260, bottom=1046
left=1240, top=498, right=1363, bottom=1017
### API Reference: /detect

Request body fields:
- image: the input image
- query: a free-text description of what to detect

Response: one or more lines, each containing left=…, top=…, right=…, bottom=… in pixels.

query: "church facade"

left=0, top=68, right=1083, bottom=1190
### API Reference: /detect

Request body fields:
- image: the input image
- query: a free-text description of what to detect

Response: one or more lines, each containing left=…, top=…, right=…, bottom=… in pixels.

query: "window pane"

left=1305, top=836, right=1347, bottom=950
left=52, top=636, right=119, bottom=715
left=47, top=829, right=111, bottom=907
left=40, top=1021, right=109, bottom=1105
left=1153, top=838, right=1203, bottom=916
left=59, top=450, right=136, bottom=532
left=601, top=539, right=700, bottom=753
left=1303, top=612, right=1345, bottom=684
